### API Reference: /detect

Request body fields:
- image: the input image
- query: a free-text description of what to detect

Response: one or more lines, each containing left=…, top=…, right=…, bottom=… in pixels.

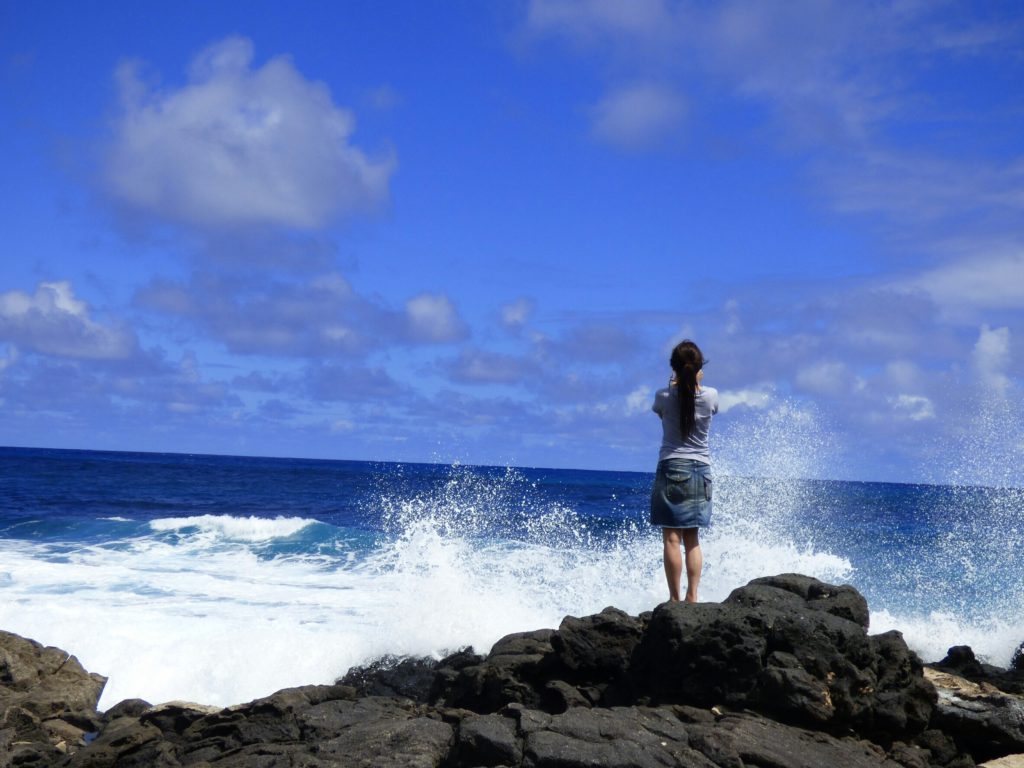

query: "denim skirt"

left=650, top=458, right=713, bottom=528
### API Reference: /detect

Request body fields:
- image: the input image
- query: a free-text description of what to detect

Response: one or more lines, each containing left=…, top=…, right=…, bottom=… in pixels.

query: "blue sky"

left=2, top=1, right=1023, bottom=484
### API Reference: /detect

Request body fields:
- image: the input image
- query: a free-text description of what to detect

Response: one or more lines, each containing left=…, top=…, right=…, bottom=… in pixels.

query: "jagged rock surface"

left=0, top=630, right=107, bottom=767
left=3, top=575, right=1021, bottom=767
left=925, top=665, right=1024, bottom=763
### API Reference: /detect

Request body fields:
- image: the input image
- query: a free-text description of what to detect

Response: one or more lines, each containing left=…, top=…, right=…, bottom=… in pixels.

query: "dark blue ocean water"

left=1, top=446, right=1022, bottom=709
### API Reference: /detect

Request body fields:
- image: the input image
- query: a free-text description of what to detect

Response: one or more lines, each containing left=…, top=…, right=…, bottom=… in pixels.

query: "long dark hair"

left=670, top=340, right=705, bottom=436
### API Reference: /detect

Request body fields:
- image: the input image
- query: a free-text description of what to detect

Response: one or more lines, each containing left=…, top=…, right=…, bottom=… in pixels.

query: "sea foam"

left=0, top=465, right=857, bottom=711
left=149, top=514, right=316, bottom=541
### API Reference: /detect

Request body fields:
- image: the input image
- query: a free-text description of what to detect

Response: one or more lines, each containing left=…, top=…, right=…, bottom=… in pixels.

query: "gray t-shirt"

left=653, top=385, right=719, bottom=464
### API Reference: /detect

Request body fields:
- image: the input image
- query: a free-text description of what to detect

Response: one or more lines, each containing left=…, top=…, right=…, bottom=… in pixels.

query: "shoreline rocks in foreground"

left=2, top=574, right=1023, bottom=767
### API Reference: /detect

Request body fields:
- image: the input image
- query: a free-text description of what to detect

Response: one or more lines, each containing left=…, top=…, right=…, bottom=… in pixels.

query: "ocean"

left=1, top=445, right=1022, bottom=712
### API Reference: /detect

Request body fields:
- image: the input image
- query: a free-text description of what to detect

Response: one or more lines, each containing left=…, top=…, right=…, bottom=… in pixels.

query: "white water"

left=0, top=399, right=1020, bottom=710
left=148, top=514, right=316, bottom=541
left=0, top=481, right=856, bottom=712
left=0, top=484, right=1019, bottom=711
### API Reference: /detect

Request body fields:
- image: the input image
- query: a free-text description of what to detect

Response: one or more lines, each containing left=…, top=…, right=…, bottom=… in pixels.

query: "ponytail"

left=669, top=340, right=705, bottom=437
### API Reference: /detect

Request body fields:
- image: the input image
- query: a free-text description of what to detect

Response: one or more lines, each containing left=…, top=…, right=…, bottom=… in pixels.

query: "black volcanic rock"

left=550, top=606, right=644, bottom=683
left=934, top=644, right=1024, bottom=695
left=0, top=630, right=107, bottom=762
left=743, top=572, right=871, bottom=629
left=935, top=646, right=995, bottom=679
left=101, top=699, right=151, bottom=721
left=632, top=600, right=772, bottom=707
left=633, top=577, right=934, bottom=743
left=338, top=654, right=441, bottom=701
left=7, top=574, right=1024, bottom=767
left=454, top=711, right=523, bottom=766
left=0, top=631, right=106, bottom=720
left=924, top=663, right=1024, bottom=763
left=1012, top=641, right=1024, bottom=672
left=433, top=628, right=557, bottom=713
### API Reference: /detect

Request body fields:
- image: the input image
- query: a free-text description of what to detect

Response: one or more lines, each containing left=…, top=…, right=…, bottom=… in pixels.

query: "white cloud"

left=889, top=394, right=935, bottom=421
left=527, top=1, right=1024, bottom=272
left=702, top=2, right=893, bottom=143
left=137, top=272, right=471, bottom=356
left=590, top=83, right=686, bottom=150
left=450, top=349, right=533, bottom=385
left=795, top=361, right=851, bottom=395
left=972, top=324, right=1011, bottom=396
left=309, top=273, right=354, bottom=298
left=530, top=1, right=897, bottom=145
left=501, top=297, right=535, bottom=328
left=724, top=299, right=742, bottom=335
left=0, top=345, right=17, bottom=374
left=624, top=385, right=651, bottom=415
left=0, top=281, right=136, bottom=360
left=883, top=360, right=923, bottom=391
left=135, top=271, right=373, bottom=356
left=662, top=325, right=695, bottom=354
left=405, top=293, right=468, bottom=343
left=718, top=387, right=771, bottom=413
left=527, top=0, right=679, bottom=46
left=829, top=153, right=1018, bottom=219
left=906, top=251, right=1024, bottom=312
left=106, top=36, right=395, bottom=231
left=368, top=84, right=400, bottom=110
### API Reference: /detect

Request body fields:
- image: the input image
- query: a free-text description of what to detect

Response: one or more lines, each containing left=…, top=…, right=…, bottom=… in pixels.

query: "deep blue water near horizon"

left=2, top=445, right=1022, bottom=710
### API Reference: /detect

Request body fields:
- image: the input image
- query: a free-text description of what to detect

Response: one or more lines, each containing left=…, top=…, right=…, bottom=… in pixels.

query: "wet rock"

left=338, top=654, right=440, bottom=702
left=934, top=646, right=1024, bottom=696
left=1012, top=644, right=1024, bottom=673
left=936, top=647, right=1001, bottom=680
left=434, top=629, right=555, bottom=712
left=926, top=667, right=1024, bottom=762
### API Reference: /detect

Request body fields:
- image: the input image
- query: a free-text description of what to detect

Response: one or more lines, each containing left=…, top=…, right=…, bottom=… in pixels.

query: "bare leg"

left=662, top=528, right=683, bottom=602
left=682, top=527, right=702, bottom=603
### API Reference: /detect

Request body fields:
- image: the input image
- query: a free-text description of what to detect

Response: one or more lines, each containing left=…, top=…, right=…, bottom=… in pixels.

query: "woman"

left=650, top=340, right=718, bottom=603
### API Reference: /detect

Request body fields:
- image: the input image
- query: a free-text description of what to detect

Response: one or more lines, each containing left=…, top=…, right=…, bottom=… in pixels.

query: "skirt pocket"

left=664, top=471, right=690, bottom=503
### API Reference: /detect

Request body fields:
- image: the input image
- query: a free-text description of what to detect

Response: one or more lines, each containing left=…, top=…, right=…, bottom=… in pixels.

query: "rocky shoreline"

left=3, top=574, right=1023, bottom=767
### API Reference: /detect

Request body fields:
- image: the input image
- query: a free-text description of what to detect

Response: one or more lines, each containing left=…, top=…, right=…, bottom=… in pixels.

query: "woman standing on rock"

left=650, top=340, right=718, bottom=603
